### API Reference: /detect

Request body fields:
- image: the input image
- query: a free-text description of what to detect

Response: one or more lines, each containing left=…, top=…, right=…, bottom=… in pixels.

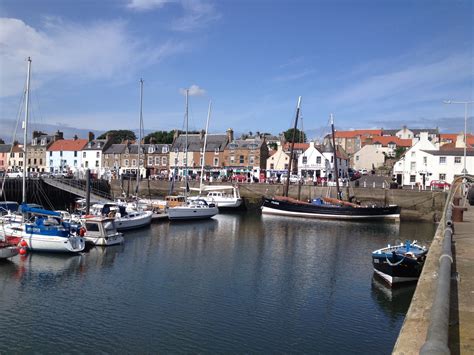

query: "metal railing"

left=41, top=177, right=113, bottom=201
left=420, top=174, right=473, bottom=354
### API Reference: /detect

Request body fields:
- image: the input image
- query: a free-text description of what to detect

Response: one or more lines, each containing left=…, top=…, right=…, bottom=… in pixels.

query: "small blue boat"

left=372, top=241, right=428, bottom=286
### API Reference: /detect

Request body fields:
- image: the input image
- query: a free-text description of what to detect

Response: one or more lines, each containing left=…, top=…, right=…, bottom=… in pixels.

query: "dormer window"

left=88, top=142, right=93, bottom=148
left=228, top=143, right=238, bottom=150
left=41, top=138, right=47, bottom=145
left=214, top=148, right=219, bottom=155
left=97, top=143, right=101, bottom=148
left=148, top=146, right=155, bottom=153
left=32, top=138, right=37, bottom=146
left=162, top=146, right=169, bottom=154
left=174, top=148, right=178, bottom=154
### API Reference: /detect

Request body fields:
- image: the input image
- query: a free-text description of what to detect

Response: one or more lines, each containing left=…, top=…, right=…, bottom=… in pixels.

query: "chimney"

left=55, top=130, right=64, bottom=141
left=32, top=131, right=43, bottom=139
left=173, top=129, right=179, bottom=140
left=200, top=129, right=205, bottom=140
left=73, top=134, right=78, bottom=141
left=88, top=132, right=95, bottom=142
left=226, top=128, right=234, bottom=142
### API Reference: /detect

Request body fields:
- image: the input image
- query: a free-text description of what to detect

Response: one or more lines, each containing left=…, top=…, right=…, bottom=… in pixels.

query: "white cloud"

left=171, top=0, right=220, bottom=32
left=0, top=17, right=185, bottom=98
left=179, top=84, right=206, bottom=96
left=126, top=0, right=169, bottom=11
left=273, top=69, right=315, bottom=82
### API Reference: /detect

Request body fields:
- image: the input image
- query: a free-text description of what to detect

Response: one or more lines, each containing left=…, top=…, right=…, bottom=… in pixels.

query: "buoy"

left=19, top=247, right=27, bottom=255
left=79, top=228, right=86, bottom=237
left=20, top=240, right=28, bottom=247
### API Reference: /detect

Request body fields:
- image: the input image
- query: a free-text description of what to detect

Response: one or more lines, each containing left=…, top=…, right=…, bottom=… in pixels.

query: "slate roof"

left=335, top=130, right=382, bottom=138
left=172, top=134, right=228, bottom=152
left=82, top=139, right=108, bottom=150
left=103, top=144, right=127, bottom=155
left=0, top=144, right=12, bottom=153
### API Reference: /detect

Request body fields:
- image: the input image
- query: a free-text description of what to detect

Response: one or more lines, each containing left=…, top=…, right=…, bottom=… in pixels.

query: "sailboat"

left=0, top=58, right=85, bottom=252
left=187, top=100, right=243, bottom=209
left=261, top=97, right=400, bottom=221
left=89, top=79, right=152, bottom=231
left=168, top=89, right=219, bottom=221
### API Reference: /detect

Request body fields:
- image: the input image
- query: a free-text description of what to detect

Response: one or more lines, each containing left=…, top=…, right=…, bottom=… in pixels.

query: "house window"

left=132, top=159, right=137, bottom=167
left=410, top=162, right=416, bottom=170
left=411, top=152, right=415, bottom=158
left=49, top=159, right=53, bottom=166
left=331, top=156, right=334, bottom=163
left=60, top=151, right=63, bottom=157
left=239, top=155, right=244, bottom=164
left=49, top=151, right=52, bottom=157
left=162, top=157, right=167, bottom=166
left=40, top=159, right=42, bottom=165
left=200, top=157, right=204, bottom=166
left=95, top=161, right=99, bottom=167
left=213, top=158, right=219, bottom=167
left=153, top=157, right=159, bottom=165
left=270, top=163, right=274, bottom=169
left=148, top=146, right=155, bottom=153
left=302, top=156, right=307, bottom=164
left=174, top=158, right=178, bottom=165
left=85, top=161, right=89, bottom=168
left=317, top=156, right=321, bottom=164
left=356, top=156, right=359, bottom=161
left=439, top=173, right=446, bottom=180
left=41, top=138, right=47, bottom=145
left=162, top=146, right=168, bottom=154
left=124, top=159, right=129, bottom=167
left=284, top=163, right=289, bottom=170
left=96, top=152, right=100, bottom=158
left=74, top=151, right=77, bottom=157
left=249, top=156, right=255, bottom=165
left=230, top=156, right=235, bottom=164
left=148, top=157, right=153, bottom=165
left=115, top=154, right=120, bottom=159
left=410, top=175, right=416, bottom=183
left=454, top=157, right=461, bottom=164
left=423, top=157, right=427, bottom=164
left=439, top=157, right=446, bottom=164
left=214, top=148, right=219, bottom=155
left=83, top=152, right=87, bottom=158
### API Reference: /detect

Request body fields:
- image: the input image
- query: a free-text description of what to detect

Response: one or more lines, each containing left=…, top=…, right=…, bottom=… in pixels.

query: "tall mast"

left=200, top=100, right=212, bottom=193
left=184, top=89, right=189, bottom=201
left=284, top=96, right=302, bottom=197
left=330, top=113, right=341, bottom=199
left=22, top=57, right=32, bottom=204
left=136, top=78, right=143, bottom=207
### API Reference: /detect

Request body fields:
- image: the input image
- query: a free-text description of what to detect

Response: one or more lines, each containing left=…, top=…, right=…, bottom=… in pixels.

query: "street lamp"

left=443, top=100, right=473, bottom=178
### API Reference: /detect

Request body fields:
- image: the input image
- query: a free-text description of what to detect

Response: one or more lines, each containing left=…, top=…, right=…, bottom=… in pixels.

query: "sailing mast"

left=284, top=96, right=302, bottom=197
left=22, top=57, right=32, bottom=204
left=200, top=100, right=212, bottom=193
left=184, top=89, right=189, bottom=201
left=136, top=78, right=144, bottom=209
left=330, top=113, right=341, bottom=199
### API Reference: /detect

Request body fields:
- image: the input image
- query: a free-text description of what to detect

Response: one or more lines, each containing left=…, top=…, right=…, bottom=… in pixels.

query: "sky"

left=0, top=0, right=473, bottom=142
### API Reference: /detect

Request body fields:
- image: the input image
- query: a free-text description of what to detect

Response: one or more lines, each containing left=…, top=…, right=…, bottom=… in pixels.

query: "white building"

left=81, top=137, right=110, bottom=178
left=266, top=142, right=290, bottom=177
left=353, top=145, right=387, bottom=171
left=297, top=141, right=349, bottom=181
left=46, top=138, right=88, bottom=174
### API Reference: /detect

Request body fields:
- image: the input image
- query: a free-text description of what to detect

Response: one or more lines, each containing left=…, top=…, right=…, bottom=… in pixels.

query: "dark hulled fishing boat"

left=372, top=241, right=428, bottom=285
left=261, top=98, right=401, bottom=221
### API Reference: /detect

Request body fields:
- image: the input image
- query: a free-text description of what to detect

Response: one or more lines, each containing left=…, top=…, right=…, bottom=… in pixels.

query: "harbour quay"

left=393, top=176, right=474, bottom=354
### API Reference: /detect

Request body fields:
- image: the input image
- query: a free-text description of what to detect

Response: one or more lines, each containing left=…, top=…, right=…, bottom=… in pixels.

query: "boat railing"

left=420, top=174, right=473, bottom=354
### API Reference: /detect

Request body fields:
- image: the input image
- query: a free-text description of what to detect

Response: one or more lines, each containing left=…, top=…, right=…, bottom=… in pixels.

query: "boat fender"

left=79, top=227, right=86, bottom=237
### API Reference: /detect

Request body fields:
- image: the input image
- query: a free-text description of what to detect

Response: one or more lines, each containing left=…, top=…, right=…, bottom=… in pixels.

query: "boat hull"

left=114, top=212, right=152, bottom=231
left=168, top=206, right=219, bottom=221
left=22, top=234, right=85, bottom=253
left=372, top=255, right=425, bottom=285
left=0, top=245, right=19, bottom=259
left=84, top=234, right=124, bottom=246
left=261, top=197, right=400, bottom=220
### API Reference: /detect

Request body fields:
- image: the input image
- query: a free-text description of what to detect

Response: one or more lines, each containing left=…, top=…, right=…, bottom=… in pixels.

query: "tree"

left=394, top=147, right=407, bottom=159
left=144, top=131, right=175, bottom=144
left=98, top=130, right=136, bottom=144
left=268, top=142, right=278, bottom=150
left=0, top=138, right=5, bottom=144
left=283, top=128, right=307, bottom=143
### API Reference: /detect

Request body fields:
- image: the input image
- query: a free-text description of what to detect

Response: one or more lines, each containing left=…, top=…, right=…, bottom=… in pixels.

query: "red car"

left=232, top=174, right=247, bottom=183
left=430, top=180, right=450, bottom=189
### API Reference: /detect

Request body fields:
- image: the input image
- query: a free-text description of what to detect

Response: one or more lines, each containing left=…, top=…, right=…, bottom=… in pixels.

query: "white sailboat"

left=0, top=58, right=85, bottom=253
left=168, top=89, right=218, bottom=221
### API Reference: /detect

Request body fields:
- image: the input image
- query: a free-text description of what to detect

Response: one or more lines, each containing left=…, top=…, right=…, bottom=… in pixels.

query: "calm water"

left=0, top=211, right=436, bottom=354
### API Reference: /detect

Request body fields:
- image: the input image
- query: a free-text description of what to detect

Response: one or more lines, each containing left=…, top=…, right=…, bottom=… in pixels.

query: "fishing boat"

left=80, top=216, right=124, bottom=246
left=167, top=89, right=219, bottom=221
left=372, top=240, right=428, bottom=285
left=261, top=97, right=400, bottom=221
left=0, top=58, right=85, bottom=253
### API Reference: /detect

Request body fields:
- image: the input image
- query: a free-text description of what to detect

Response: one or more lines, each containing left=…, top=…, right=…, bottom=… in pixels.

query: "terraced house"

left=26, top=130, right=63, bottom=173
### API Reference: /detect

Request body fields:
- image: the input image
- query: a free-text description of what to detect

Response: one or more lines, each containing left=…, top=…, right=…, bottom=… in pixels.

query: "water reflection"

left=371, top=276, right=416, bottom=319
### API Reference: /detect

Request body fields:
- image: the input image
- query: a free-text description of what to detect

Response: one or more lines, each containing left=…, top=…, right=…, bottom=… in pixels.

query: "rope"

left=385, top=254, right=406, bottom=266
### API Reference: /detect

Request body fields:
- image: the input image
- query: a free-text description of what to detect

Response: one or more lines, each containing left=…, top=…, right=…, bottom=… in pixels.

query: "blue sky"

left=0, top=0, right=473, bottom=142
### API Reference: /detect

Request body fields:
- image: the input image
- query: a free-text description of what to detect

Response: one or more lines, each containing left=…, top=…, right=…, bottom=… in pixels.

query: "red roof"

left=335, top=129, right=382, bottom=139
left=370, top=136, right=412, bottom=147
left=48, top=139, right=88, bottom=151
left=283, top=143, right=310, bottom=151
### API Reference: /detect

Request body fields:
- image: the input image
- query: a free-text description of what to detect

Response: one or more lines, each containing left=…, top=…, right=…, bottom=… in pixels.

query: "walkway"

left=41, top=178, right=112, bottom=203
left=393, top=188, right=474, bottom=354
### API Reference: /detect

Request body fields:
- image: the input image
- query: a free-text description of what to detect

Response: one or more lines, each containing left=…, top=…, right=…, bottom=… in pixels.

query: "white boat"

left=0, top=58, right=85, bottom=254
left=81, top=216, right=124, bottom=246
left=168, top=199, right=219, bottom=221
left=90, top=203, right=152, bottom=231
left=0, top=241, right=19, bottom=259
left=167, top=90, right=219, bottom=221
left=189, top=185, right=243, bottom=208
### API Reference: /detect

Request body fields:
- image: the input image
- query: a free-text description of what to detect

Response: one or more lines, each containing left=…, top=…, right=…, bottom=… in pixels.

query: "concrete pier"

left=393, top=193, right=474, bottom=354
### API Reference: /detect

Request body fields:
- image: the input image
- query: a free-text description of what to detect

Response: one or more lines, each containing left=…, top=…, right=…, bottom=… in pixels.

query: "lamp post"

left=443, top=100, right=473, bottom=178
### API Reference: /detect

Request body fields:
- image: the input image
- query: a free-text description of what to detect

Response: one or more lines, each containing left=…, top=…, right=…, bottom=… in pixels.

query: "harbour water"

left=0, top=211, right=436, bottom=353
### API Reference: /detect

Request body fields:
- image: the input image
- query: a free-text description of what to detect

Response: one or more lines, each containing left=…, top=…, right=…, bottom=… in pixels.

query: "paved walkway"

left=449, top=204, right=474, bottom=354
left=393, top=199, right=473, bottom=354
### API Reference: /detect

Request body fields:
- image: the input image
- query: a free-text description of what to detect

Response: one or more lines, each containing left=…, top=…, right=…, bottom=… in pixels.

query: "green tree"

left=268, top=142, right=278, bottom=150
left=98, top=130, right=136, bottom=144
left=283, top=128, right=306, bottom=143
left=0, top=138, right=5, bottom=144
left=394, top=147, right=407, bottom=159
left=144, top=131, right=175, bottom=144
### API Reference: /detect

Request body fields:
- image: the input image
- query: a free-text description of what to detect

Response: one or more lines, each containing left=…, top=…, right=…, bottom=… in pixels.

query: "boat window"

left=85, top=223, right=100, bottom=232
left=104, top=222, right=115, bottom=231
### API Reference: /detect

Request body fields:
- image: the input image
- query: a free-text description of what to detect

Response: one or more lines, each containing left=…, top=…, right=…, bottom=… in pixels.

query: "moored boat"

left=189, top=185, right=243, bottom=209
left=81, top=216, right=124, bottom=246
left=372, top=240, right=428, bottom=285
left=168, top=199, right=219, bottom=221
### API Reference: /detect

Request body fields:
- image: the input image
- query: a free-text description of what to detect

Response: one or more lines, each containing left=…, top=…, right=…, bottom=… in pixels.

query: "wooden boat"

left=372, top=240, right=428, bottom=285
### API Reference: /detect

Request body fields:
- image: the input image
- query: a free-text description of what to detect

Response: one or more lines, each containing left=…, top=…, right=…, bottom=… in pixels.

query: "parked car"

left=359, top=168, right=368, bottom=175
left=6, top=171, right=22, bottom=178
left=232, top=174, right=247, bottom=183
left=350, top=171, right=361, bottom=181
left=430, top=180, right=450, bottom=189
